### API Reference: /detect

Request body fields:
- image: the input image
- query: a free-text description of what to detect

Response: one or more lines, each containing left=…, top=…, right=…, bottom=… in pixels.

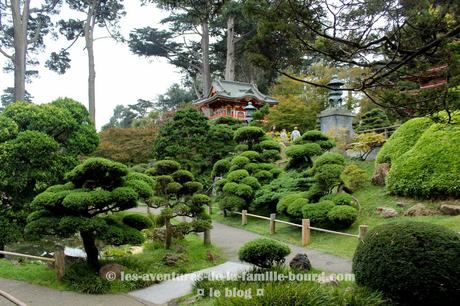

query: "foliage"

left=25, top=158, right=151, bottom=269
left=238, top=238, right=290, bottom=268
left=63, top=263, right=111, bottom=294
left=234, top=126, right=265, bottom=149
left=340, top=164, right=368, bottom=192
left=101, top=100, right=155, bottom=131
left=301, top=201, right=335, bottom=228
left=93, top=128, right=157, bottom=164
left=146, top=159, right=211, bottom=249
left=387, top=121, right=460, bottom=198
left=294, top=130, right=336, bottom=151
left=350, top=132, right=385, bottom=161
left=285, top=144, right=322, bottom=169
left=353, top=221, right=460, bottom=305
left=376, top=117, right=432, bottom=164
left=357, top=109, right=391, bottom=131
left=327, top=205, right=358, bottom=229
left=321, top=193, right=354, bottom=207
left=122, top=213, right=154, bottom=230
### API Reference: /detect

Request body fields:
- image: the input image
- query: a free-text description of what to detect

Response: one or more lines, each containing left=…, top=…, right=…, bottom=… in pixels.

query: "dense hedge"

left=387, top=121, right=460, bottom=198
left=353, top=221, right=460, bottom=305
left=238, top=238, right=290, bottom=268
left=122, top=213, right=154, bottom=230
left=375, top=117, right=432, bottom=165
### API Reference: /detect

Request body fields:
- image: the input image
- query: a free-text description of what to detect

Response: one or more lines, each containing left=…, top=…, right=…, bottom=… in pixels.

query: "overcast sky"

left=0, top=2, right=182, bottom=130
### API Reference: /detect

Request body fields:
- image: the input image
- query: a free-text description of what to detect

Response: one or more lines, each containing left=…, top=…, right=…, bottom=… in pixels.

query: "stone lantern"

left=244, top=102, right=256, bottom=123
left=327, top=75, right=345, bottom=108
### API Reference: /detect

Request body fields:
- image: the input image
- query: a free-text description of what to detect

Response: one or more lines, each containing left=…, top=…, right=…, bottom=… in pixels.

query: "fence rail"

left=0, top=249, right=66, bottom=280
left=0, top=289, right=27, bottom=306
left=234, top=210, right=368, bottom=246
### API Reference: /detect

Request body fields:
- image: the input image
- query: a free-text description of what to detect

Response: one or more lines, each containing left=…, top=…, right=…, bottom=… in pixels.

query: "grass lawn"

left=0, top=234, right=224, bottom=294
left=212, top=160, right=460, bottom=260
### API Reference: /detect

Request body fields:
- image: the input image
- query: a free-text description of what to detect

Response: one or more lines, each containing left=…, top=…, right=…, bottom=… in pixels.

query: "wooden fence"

left=357, top=124, right=401, bottom=139
left=0, top=289, right=27, bottom=306
left=234, top=210, right=368, bottom=246
left=0, top=248, right=66, bottom=280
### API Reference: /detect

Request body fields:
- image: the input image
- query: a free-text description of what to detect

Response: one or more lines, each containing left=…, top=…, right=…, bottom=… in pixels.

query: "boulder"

left=372, top=163, right=390, bottom=186
left=404, top=204, right=436, bottom=216
left=289, top=253, right=312, bottom=272
left=99, top=263, right=125, bottom=280
left=440, top=204, right=460, bottom=216
left=376, top=207, right=398, bottom=218
left=162, top=253, right=181, bottom=266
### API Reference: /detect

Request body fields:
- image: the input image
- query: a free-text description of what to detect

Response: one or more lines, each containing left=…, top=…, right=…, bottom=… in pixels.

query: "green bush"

left=226, top=169, right=249, bottom=183
left=172, top=170, right=194, bottom=184
left=353, top=221, right=460, bottom=305
left=212, top=159, right=230, bottom=177
left=233, top=183, right=253, bottom=200
left=230, top=156, right=250, bottom=169
left=301, top=201, right=335, bottom=227
left=64, top=263, right=110, bottom=294
left=223, top=182, right=239, bottom=194
left=239, top=150, right=261, bottom=162
left=321, top=193, right=354, bottom=207
left=101, top=222, right=145, bottom=245
left=238, top=238, right=290, bottom=268
left=253, top=170, right=273, bottom=184
left=313, top=152, right=346, bottom=167
left=258, top=140, right=281, bottom=152
left=376, top=117, right=432, bottom=165
left=234, top=126, right=265, bottom=147
left=241, top=176, right=261, bottom=190
left=287, top=198, right=308, bottom=222
left=261, top=149, right=281, bottom=162
left=387, top=122, right=460, bottom=198
left=340, top=163, right=368, bottom=192
left=270, top=167, right=282, bottom=178
left=295, top=130, right=336, bottom=150
left=218, top=195, right=246, bottom=212
left=276, top=192, right=307, bottom=214
left=149, top=160, right=181, bottom=176
left=235, top=144, right=249, bottom=152
left=122, top=213, right=154, bottom=230
left=327, top=205, right=357, bottom=229
left=286, top=143, right=322, bottom=169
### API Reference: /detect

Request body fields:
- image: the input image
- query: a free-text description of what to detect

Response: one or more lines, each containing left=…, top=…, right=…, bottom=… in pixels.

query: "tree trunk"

left=80, top=231, right=99, bottom=270
left=164, top=217, right=172, bottom=249
left=85, top=2, right=98, bottom=125
left=225, top=16, right=236, bottom=81
left=201, top=21, right=211, bottom=96
left=11, top=0, right=30, bottom=102
left=0, top=243, right=4, bottom=259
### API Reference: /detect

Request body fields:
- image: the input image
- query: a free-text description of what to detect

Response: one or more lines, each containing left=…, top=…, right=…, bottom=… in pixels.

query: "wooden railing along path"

left=234, top=210, right=368, bottom=247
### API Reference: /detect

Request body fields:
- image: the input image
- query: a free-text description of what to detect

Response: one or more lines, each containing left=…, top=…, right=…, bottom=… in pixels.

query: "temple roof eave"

left=193, top=93, right=278, bottom=106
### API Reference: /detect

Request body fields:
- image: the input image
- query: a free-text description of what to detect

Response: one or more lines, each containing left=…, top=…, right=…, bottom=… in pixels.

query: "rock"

left=289, top=253, right=312, bottom=272
left=317, top=274, right=340, bottom=286
left=150, top=228, right=166, bottom=241
left=404, top=204, right=436, bottom=216
left=207, top=251, right=219, bottom=262
left=372, top=163, right=390, bottom=186
left=175, top=245, right=186, bottom=253
left=99, top=263, right=125, bottom=280
left=440, top=204, right=460, bottom=216
left=162, top=253, right=181, bottom=266
left=376, top=207, right=398, bottom=218
left=129, top=246, right=144, bottom=255
left=396, top=201, right=407, bottom=208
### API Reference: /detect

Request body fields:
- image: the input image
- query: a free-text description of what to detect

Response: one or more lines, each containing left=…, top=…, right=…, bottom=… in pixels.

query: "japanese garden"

left=0, top=1, right=459, bottom=306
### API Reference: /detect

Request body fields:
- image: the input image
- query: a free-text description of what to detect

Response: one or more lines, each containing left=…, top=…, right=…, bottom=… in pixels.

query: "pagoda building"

left=193, top=80, right=278, bottom=120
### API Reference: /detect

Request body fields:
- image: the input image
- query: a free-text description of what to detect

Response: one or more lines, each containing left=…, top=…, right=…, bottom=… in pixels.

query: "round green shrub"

left=294, top=130, right=336, bottom=150
left=172, top=170, right=194, bottom=184
left=327, top=205, right=357, bottom=229
left=234, top=126, right=265, bottom=145
left=212, top=159, right=231, bottom=177
left=0, top=116, right=19, bottom=142
left=270, top=167, right=282, bottom=178
left=301, top=201, right=335, bottom=227
left=166, top=182, right=182, bottom=194
left=313, top=152, right=346, bottom=167
left=321, top=193, right=354, bottom=207
left=244, top=162, right=260, bottom=174
left=239, top=150, right=261, bottom=162
left=387, top=122, right=460, bottom=198
left=230, top=156, right=251, bottom=169
left=101, top=223, right=145, bottom=246
left=238, top=238, right=290, bottom=268
left=234, top=183, right=253, bottom=200
left=218, top=195, right=246, bottom=211
left=223, top=182, right=239, bottom=194
left=376, top=117, right=432, bottom=165
left=122, top=213, right=154, bottom=230
left=235, top=144, right=249, bottom=152
left=241, top=176, right=261, bottom=190
left=261, top=149, right=281, bottom=162
left=150, top=160, right=181, bottom=176
left=124, top=179, right=153, bottom=198
left=314, top=164, right=344, bottom=192
left=182, top=181, right=203, bottom=194
left=257, top=163, right=275, bottom=171
left=254, top=170, right=273, bottom=184
left=353, top=221, right=460, bottom=305
left=276, top=192, right=308, bottom=214
left=258, top=140, right=281, bottom=152
left=340, top=163, right=368, bottom=192
left=226, top=169, right=249, bottom=183
left=287, top=198, right=309, bottom=222
left=286, top=143, right=322, bottom=159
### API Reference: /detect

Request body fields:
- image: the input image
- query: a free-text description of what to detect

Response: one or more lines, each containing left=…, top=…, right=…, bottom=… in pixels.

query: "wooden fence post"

left=204, top=229, right=211, bottom=246
left=359, top=225, right=369, bottom=240
left=302, top=219, right=310, bottom=246
left=269, top=213, right=276, bottom=234
left=54, top=247, right=65, bottom=281
left=242, top=210, right=248, bottom=226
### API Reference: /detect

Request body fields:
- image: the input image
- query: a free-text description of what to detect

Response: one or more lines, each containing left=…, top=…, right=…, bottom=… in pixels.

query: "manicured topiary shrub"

left=285, top=143, right=322, bottom=169
left=261, top=149, right=281, bottom=162
left=253, top=170, right=273, bottom=184
left=122, top=213, right=154, bottom=230
left=230, top=156, right=251, bottom=169
left=387, top=122, right=460, bottom=198
left=241, top=176, right=261, bottom=190
left=287, top=198, right=309, bottom=222
left=321, top=193, right=354, bottom=207
left=301, top=201, right=335, bottom=227
left=276, top=192, right=308, bottom=215
left=340, top=163, right=368, bottom=192
left=353, top=221, right=460, bottom=305
left=212, top=159, right=230, bottom=177
left=376, top=117, right=432, bottom=165
left=239, top=238, right=290, bottom=268
left=294, top=130, right=336, bottom=150
left=257, top=140, right=281, bottom=151
left=234, top=126, right=265, bottom=149
left=327, top=205, right=357, bottom=229
left=227, top=169, right=249, bottom=183
left=239, top=150, right=261, bottom=162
